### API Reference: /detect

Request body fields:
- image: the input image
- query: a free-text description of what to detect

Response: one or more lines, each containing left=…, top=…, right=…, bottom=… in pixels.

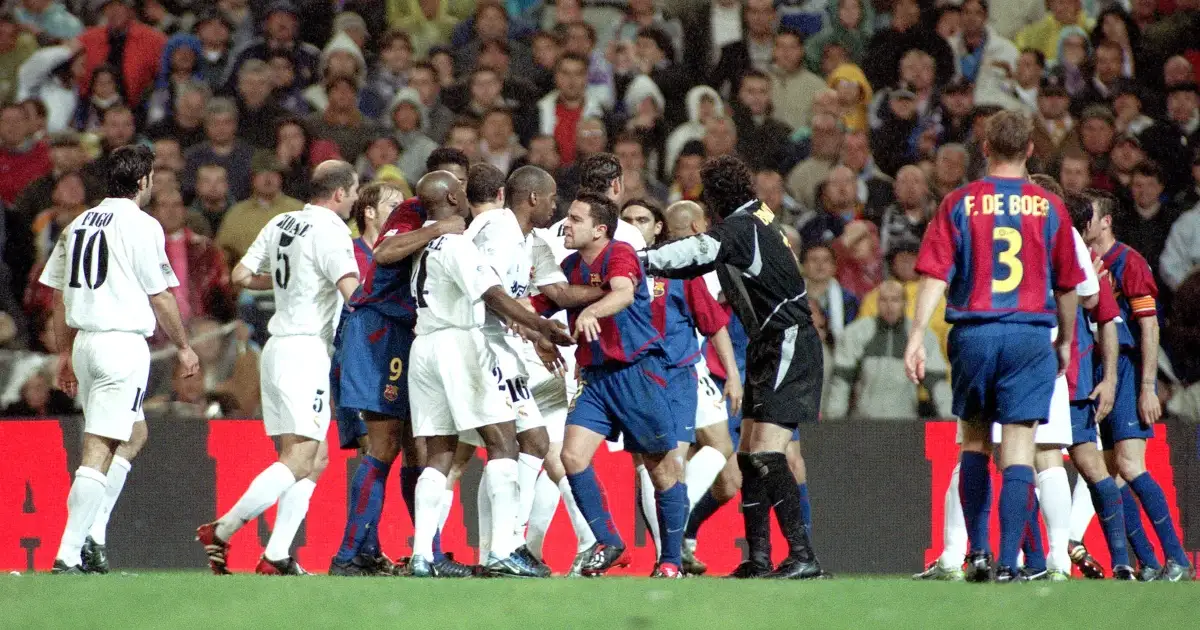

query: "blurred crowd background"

left=0, top=0, right=1198, bottom=422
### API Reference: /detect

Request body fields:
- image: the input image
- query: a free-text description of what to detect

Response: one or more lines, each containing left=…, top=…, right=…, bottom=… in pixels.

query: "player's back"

left=713, top=205, right=810, bottom=333
left=243, top=205, right=356, bottom=345
left=44, top=197, right=175, bottom=336
left=917, top=177, right=1083, bottom=327
left=468, top=207, right=532, bottom=334
left=411, top=233, right=498, bottom=335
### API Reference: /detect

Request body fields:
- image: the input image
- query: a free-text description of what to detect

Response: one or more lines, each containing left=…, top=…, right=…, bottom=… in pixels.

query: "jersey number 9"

left=389, top=357, right=404, bottom=381
left=992, top=227, right=1024, bottom=294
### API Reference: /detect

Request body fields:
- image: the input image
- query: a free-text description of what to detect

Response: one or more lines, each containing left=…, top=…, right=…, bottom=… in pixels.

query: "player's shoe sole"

left=194, top=522, right=231, bottom=575
left=51, top=559, right=84, bottom=575
left=1068, top=540, right=1105, bottom=579
left=579, top=543, right=630, bottom=577
left=81, top=537, right=109, bottom=575
left=1159, top=559, right=1195, bottom=582
left=912, top=561, right=965, bottom=581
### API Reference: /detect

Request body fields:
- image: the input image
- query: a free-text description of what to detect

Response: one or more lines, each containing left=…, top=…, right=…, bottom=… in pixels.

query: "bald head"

left=309, top=159, right=358, bottom=217
left=417, top=170, right=466, bottom=220
left=665, top=200, right=707, bottom=240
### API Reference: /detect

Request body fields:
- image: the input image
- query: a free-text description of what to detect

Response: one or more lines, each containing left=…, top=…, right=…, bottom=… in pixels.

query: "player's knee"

left=712, top=469, right=740, bottom=502
left=559, top=447, right=591, bottom=475
left=117, top=421, right=149, bottom=460
left=517, top=428, right=549, bottom=459
left=1115, top=451, right=1145, bottom=481
left=542, top=451, right=566, bottom=480
left=1070, top=449, right=1108, bottom=484
left=698, top=426, right=734, bottom=459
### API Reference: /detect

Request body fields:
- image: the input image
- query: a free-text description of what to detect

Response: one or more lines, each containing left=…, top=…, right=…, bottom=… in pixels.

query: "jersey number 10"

left=68, top=229, right=109, bottom=289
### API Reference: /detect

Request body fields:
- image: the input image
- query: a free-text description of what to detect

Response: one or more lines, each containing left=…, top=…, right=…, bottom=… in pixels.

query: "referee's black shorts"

left=743, top=323, right=823, bottom=429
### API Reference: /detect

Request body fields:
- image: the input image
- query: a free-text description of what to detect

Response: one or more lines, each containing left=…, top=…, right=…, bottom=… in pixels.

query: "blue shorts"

left=949, top=323, right=1055, bottom=425
left=337, top=308, right=414, bottom=420
left=1099, top=352, right=1154, bottom=449
left=331, top=313, right=366, bottom=449
left=570, top=353, right=675, bottom=454
left=667, top=365, right=699, bottom=444
left=1070, top=400, right=1096, bottom=447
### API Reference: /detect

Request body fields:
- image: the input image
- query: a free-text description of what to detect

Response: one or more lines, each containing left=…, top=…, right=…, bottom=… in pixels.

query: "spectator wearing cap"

left=537, top=53, right=607, bottom=166
left=863, top=0, right=955, bottom=90
left=0, top=13, right=38, bottom=106
left=13, top=0, right=82, bottom=45
left=1071, top=40, right=1125, bottom=116
left=1030, top=70, right=1076, bottom=164
left=947, top=0, right=1019, bottom=108
left=146, top=33, right=204, bottom=127
left=664, top=84, right=725, bottom=180
left=224, top=1, right=320, bottom=94
left=1161, top=152, right=1200, bottom=291
left=1109, top=132, right=1146, bottom=191
left=150, top=186, right=235, bottom=327
left=307, top=75, right=382, bottom=163
left=708, top=0, right=775, bottom=100
left=1015, top=0, right=1094, bottom=63
left=787, top=111, right=843, bottom=209
left=668, top=139, right=705, bottom=203
left=871, top=83, right=921, bottom=178
left=1139, top=82, right=1200, bottom=195
left=216, top=150, right=303, bottom=263
left=769, top=28, right=827, bottom=133
left=186, top=163, right=232, bottom=237
left=730, top=68, right=793, bottom=172
left=1112, top=79, right=1154, bottom=136
left=146, top=79, right=209, bottom=149
left=361, top=30, right=414, bottom=120
left=192, top=9, right=234, bottom=90
left=77, top=0, right=166, bottom=108
left=183, top=97, right=255, bottom=201
left=453, top=2, right=535, bottom=80
left=386, top=87, right=437, bottom=185
left=803, top=0, right=875, bottom=76
left=1117, top=160, right=1181, bottom=284
left=302, top=32, right=367, bottom=114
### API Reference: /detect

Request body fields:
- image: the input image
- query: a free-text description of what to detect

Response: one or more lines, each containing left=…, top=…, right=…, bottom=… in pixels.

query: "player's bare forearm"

left=582, top=279, right=635, bottom=319
left=149, top=291, right=192, bottom=351
left=336, top=275, right=360, bottom=302
left=709, top=327, right=740, bottom=385
left=1137, top=314, right=1159, bottom=387
left=538, top=282, right=604, bottom=308
left=1054, top=289, right=1078, bottom=347
left=1100, top=320, right=1118, bottom=385
left=910, top=277, right=947, bottom=335
left=51, top=291, right=77, bottom=353
left=231, top=263, right=272, bottom=290
left=373, top=223, right=450, bottom=265
left=483, top=287, right=573, bottom=346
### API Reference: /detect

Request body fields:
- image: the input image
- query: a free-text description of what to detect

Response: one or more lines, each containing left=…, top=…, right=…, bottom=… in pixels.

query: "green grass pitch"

left=5, top=573, right=1198, bottom=629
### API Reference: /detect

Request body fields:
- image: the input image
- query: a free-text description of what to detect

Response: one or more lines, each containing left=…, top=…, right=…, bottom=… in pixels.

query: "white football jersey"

left=467, top=208, right=535, bottom=336
left=39, top=197, right=178, bottom=337
left=412, top=232, right=502, bottom=335
left=239, top=204, right=358, bottom=346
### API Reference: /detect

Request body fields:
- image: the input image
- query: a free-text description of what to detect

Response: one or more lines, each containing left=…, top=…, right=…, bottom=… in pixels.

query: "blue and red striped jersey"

left=650, top=276, right=730, bottom=368
left=916, top=177, right=1085, bottom=326
left=1098, top=241, right=1158, bottom=351
left=537, top=240, right=662, bottom=366
left=1068, top=273, right=1120, bottom=400
left=347, top=197, right=425, bottom=325
left=703, top=308, right=748, bottom=381
left=352, top=236, right=373, bottom=278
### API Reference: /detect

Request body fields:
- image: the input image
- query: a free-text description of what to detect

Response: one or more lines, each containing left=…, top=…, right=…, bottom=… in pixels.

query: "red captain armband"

left=1129, top=296, right=1157, bottom=318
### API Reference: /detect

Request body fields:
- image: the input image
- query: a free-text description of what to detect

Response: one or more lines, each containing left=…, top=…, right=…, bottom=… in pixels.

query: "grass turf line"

left=6, top=573, right=1195, bottom=629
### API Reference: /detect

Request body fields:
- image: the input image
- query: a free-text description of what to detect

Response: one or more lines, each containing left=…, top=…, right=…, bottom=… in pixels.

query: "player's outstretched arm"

left=639, top=232, right=724, bottom=279
left=374, top=216, right=465, bottom=265
left=574, top=276, right=636, bottom=342
left=149, top=290, right=199, bottom=378
left=536, top=282, right=605, bottom=309
left=481, top=286, right=574, bottom=347
left=231, top=263, right=273, bottom=290
left=904, top=276, right=947, bottom=384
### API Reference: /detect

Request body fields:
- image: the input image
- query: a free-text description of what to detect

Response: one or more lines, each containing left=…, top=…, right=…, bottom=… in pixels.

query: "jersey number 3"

left=992, top=227, right=1023, bottom=293
left=68, top=229, right=109, bottom=289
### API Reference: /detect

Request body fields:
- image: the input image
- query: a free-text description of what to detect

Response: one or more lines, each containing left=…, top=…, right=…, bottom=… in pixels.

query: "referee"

left=638, top=155, right=823, bottom=579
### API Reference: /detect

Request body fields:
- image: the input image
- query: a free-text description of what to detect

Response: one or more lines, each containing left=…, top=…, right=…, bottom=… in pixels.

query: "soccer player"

left=528, top=192, right=686, bottom=577
left=904, top=110, right=1085, bottom=582
left=196, top=161, right=362, bottom=576
left=638, top=156, right=824, bottom=579
left=1082, top=190, right=1194, bottom=582
left=407, top=170, right=574, bottom=577
left=620, top=198, right=742, bottom=562
left=329, top=174, right=468, bottom=577
left=42, top=145, right=199, bottom=574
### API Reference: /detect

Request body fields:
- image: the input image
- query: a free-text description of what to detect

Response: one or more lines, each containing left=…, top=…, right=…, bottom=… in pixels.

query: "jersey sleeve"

left=133, top=219, right=178, bottom=294
left=605, top=241, right=643, bottom=287
left=684, top=277, right=730, bottom=337
left=317, top=230, right=360, bottom=285
left=374, top=201, right=424, bottom=247
left=531, top=234, right=567, bottom=287
left=1048, top=203, right=1085, bottom=292
left=38, top=231, right=68, bottom=291
left=640, top=214, right=766, bottom=279
left=914, top=194, right=958, bottom=282
left=1092, top=273, right=1120, bottom=324
left=238, top=224, right=273, bottom=274
left=1121, top=249, right=1158, bottom=319
left=1072, top=228, right=1099, bottom=298
left=445, top=238, right=501, bottom=301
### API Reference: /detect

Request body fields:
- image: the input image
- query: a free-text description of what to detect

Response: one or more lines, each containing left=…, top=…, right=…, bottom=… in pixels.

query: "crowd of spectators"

left=0, top=0, right=1197, bottom=421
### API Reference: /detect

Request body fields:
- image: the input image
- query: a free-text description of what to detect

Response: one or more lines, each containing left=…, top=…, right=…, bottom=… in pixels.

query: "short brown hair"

left=1030, top=173, right=1063, bottom=197
left=351, top=181, right=404, bottom=233
left=984, top=110, right=1033, bottom=163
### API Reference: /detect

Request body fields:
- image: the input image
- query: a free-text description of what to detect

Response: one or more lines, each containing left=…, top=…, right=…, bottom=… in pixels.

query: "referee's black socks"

left=737, top=452, right=816, bottom=563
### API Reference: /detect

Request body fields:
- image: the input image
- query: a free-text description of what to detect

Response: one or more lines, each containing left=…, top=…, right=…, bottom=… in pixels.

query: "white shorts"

left=955, top=374, right=1072, bottom=447
left=261, top=335, right=332, bottom=442
left=694, top=362, right=728, bottom=430
left=411, top=328, right=512, bottom=438
left=526, top=347, right=568, bottom=443
left=73, top=331, right=150, bottom=442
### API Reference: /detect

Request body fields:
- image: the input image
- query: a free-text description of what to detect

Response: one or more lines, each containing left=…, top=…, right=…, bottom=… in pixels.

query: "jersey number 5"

left=275, top=234, right=294, bottom=289
left=68, top=229, right=109, bottom=289
left=992, top=227, right=1024, bottom=293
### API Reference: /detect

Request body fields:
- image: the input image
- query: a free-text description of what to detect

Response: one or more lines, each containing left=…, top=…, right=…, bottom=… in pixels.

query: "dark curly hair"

left=700, top=155, right=756, bottom=218
left=579, top=153, right=622, bottom=196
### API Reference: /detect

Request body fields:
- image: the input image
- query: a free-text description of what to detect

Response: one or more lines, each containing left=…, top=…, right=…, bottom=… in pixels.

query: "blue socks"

left=1021, top=495, right=1046, bottom=573
left=798, top=483, right=812, bottom=540
left=335, top=455, right=390, bottom=563
left=401, top=465, right=442, bottom=561
left=655, top=483, right=688, bottom=567
left=1120, top=483, right=1160, bottom=569
left=959, top=451, right=991, bottom=553
left=567, top=467, right=624, bottom=548
left=684, top=489, right=724, bottom=539
left=998, top=465, right=1035, bottom=570
left=1129, top=472, right=1188, bottom=566
left=1092, top=477, right=1130, bottom=568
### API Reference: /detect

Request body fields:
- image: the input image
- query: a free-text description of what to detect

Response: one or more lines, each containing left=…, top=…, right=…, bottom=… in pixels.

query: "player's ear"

left=1025, top=142, right=1034, bottom=160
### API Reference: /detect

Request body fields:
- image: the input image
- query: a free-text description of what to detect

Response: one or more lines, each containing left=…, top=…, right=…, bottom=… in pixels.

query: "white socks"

left=413, top=468, right=447, bottom=561
left=56, top=467, right=108, bottom=566
left=939, top=463, right=968, bottom=569
left=264, top=478, right=316, bottom=561
left=558, top=477, right=596, bottom=553
left=486, top=458, right=521, bottom=559
left=636, top=464, right=661, bottom=558
left=1037, top=466, right=1072, bottom=572
left=439, top=488, right=454, bottom=533
left=684, top=446, right=726, bottom=508
left=526, top=470, right=561, bottom=559
left=477, top=468, right=492, bottom=560
left=216, top=462, right=296, bottom=542
left=514, top=453, right=543, bottom=544
left=1069, top=474, right=1096, bottom=541
left=88, top=455, right=131, bottom=545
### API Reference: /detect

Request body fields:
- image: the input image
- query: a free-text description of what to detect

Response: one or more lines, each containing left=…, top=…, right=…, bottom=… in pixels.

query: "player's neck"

left=511, top=207, right=534, bottom=235
left=986, top=162, right=1026, bottom=179
left=471, top=201, right=504, bottom=218
left=1093, top=233, right=1116, bottom=255
left=579, top=239, right=610, bottom=263
left=361, top=227, right=379, bottom=248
